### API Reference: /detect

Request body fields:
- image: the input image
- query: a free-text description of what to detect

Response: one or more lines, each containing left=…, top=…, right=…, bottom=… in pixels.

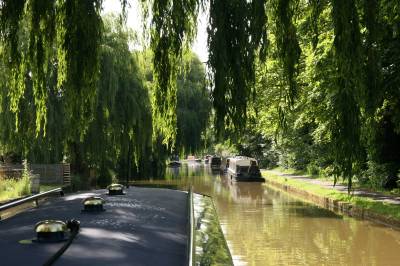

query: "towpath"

left=264, top=170, right=400, bottom=205
left=0, top=187, right=188, bottom=266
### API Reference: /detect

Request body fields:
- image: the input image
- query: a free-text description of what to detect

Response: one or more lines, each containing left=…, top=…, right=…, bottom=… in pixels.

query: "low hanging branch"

left=28, top=0, right=56, bottom=133
left=208, top=0, right=267, bottom=136
left=0, top=0, right=27, bottom=129
left=330, top=0, right=363, bottom=191
left=0, top=0, right=102, bottom=138
left=56, top=0, right=103, bottom=139
left=141, top=0, right=199, bottom=147
left=272, top=0, right=301, bottom=107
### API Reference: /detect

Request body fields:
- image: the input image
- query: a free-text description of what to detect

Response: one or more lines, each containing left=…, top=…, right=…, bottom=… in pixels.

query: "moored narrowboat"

left=227, top=156, right=265, bottom=182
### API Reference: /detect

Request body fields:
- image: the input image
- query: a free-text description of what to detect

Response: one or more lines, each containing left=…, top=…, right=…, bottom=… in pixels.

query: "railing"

left=187, top=186, right=195, bottom=266
left=0, top=188, right=63, bottom=219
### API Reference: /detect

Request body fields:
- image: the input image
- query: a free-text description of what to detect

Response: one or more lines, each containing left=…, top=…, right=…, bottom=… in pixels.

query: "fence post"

left=30, top=174, right=41, bottom=194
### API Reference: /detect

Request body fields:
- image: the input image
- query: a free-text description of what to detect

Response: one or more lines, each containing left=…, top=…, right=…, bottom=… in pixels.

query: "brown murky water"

left=135, top=163, right=400, bottom=266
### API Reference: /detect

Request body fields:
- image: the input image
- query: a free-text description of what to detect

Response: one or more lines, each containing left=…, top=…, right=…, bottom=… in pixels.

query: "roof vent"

left=82, top=196, right=105, bottom=212
left=107, top=184, right=124, bottom=195
left=35, top=220, right=67, bottom=243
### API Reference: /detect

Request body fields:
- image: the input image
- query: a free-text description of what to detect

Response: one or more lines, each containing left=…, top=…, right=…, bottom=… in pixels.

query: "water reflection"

left=135, top=163, right=400, bottom=266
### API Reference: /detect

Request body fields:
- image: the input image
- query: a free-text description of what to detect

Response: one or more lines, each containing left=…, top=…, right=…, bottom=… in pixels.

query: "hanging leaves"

left=330, top=0, right=363, bottom=191
left=272, top=0, right=301, bottom=106
left=56, top=0, right=103, bottom=139
left=208, top=0, right=267, bottom=136
left=0, top=0, right=103, bottom=139
left=27, top=0, right=56, bottom=133
left=141, top=0, right=199, bottom=147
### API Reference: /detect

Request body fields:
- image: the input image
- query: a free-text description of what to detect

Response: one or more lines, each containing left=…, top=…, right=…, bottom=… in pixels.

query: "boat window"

left=237, top=166, right=249, bottom=173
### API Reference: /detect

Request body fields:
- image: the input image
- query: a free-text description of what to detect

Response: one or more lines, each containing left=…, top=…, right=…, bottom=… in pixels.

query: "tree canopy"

left=0, top=0, right=399, bottom=190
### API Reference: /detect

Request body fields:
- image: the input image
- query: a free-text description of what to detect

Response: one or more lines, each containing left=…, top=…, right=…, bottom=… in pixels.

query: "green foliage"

left=0, top=0, right=103, bottom=137
left=56, top=0, right=103, bottom=139
left=271, top=0, right=301, bottom=106
left=0, top=177, right=30, bottom=201
left=242, top=0, right=400, bottom=192
left=329, top=0, right=363, bottom=190
left=176, top=53, right=211, bottom=155
left=1, top=0, right=399, bottom=193
left=208, top=0, right=267, bottom=135
left=0, top=160, right=31, bottom=201
left=141, top=0, right=200, bottom=146
left=76, top=14, right=154, bottom=184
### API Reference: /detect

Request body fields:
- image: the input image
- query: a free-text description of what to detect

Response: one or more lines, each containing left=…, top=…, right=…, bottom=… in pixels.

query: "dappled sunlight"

left=80, top=227, right=140, bottom=243
left=64, top=193, right=101, bottom=201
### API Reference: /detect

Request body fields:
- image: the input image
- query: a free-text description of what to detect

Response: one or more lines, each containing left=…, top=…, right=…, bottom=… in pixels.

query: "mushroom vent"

left=82, top=196, right=105, bottom=212
left=35, top=220, right=67, bottom=243
left=108, top=184, right=124, bottom=195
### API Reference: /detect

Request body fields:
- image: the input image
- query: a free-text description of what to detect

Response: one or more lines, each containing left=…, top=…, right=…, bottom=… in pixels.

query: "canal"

left=136, top=162, right=400, bottom=266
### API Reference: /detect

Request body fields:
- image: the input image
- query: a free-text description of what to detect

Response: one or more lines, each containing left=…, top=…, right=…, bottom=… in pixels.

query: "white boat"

left=227, top=156, right=265, bottom=182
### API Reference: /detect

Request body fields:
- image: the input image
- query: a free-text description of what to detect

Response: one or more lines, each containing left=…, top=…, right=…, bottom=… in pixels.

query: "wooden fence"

left=0, top=163, right=70, bottom=185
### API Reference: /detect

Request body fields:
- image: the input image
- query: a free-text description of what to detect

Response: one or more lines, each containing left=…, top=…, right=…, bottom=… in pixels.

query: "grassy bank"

left=0, top=176, right=30, bottom=203
left=262, top=170, right=400, bottom=222
left=0, top=178, right=59, bottom=203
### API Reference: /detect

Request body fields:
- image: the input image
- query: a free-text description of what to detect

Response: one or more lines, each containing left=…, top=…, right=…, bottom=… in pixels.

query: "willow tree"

left=176, top=52, right=211, bottom=155
left=78, top=15, right=153, bottom=185
left=1, top=0, right=398, bottom=190
left=0, top=0, right=102, bottom=138
left=140, top=0, right=200, bottom=147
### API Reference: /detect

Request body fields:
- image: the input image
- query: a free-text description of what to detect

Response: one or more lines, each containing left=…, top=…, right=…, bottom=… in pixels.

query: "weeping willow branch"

left=0, top=0, right=103, bottom=139
left=56, top=0, right=103, bottom=140
left=331, top=0, right=363, bottom=192
left=363, top=0, right=381, bottom=113
left=141, top=0, right=199, bottom=147
left=208, top=0, right=267, bottom=136
left=0, top=0, right=27, bottom=129
left=28, top=0, right=56, bottom=133
left=272, top=0, right=300, bottom=107
left=308, top=0, right=327, bottom=49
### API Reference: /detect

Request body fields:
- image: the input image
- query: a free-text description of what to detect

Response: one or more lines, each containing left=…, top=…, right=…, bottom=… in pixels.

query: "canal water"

left=135, top=162, right=400, bottom=266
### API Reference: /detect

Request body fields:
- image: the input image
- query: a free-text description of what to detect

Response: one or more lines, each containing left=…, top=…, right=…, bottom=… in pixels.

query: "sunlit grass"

left=0, top=175, right=31, bottom=203
left=263, top=171, right=400, bottom=221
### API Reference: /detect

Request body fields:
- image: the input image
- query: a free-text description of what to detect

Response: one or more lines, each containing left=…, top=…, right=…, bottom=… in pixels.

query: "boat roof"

left=0, top=187, right=188, bottom=266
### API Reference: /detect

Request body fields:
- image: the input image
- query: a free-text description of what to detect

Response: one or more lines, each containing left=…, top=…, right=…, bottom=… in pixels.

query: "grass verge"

left=0, top=176, right=30, bottom=203
left=263, top=170, right=400, bottom=222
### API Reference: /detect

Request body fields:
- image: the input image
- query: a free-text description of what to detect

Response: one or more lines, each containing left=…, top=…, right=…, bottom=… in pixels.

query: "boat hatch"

left=35, top=220, right=67, bottom=242
left=82, top=196, right=105, bottom=212
left=108, top=184, right=124, bottom=195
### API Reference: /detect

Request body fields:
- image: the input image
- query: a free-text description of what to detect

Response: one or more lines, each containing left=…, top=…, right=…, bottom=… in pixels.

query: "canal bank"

left=262, top=170, right=400, bottom=229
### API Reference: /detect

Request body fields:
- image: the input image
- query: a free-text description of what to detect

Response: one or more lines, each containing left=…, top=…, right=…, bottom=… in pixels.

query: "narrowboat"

left=227, top=156, right=265, bottom=182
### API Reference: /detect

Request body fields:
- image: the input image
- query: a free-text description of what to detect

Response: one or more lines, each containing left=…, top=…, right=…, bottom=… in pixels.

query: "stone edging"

left=265, top=178, right=400, bottom=229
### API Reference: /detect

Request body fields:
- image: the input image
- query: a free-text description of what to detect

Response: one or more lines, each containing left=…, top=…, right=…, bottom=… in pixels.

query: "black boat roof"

left=0, top=187, right=188, bottom=266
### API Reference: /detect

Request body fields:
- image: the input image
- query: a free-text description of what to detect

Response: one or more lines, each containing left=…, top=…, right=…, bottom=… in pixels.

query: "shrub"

left=306, top=162, right=320, bottom=176
left=363, top=161, right=393, bottom=189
